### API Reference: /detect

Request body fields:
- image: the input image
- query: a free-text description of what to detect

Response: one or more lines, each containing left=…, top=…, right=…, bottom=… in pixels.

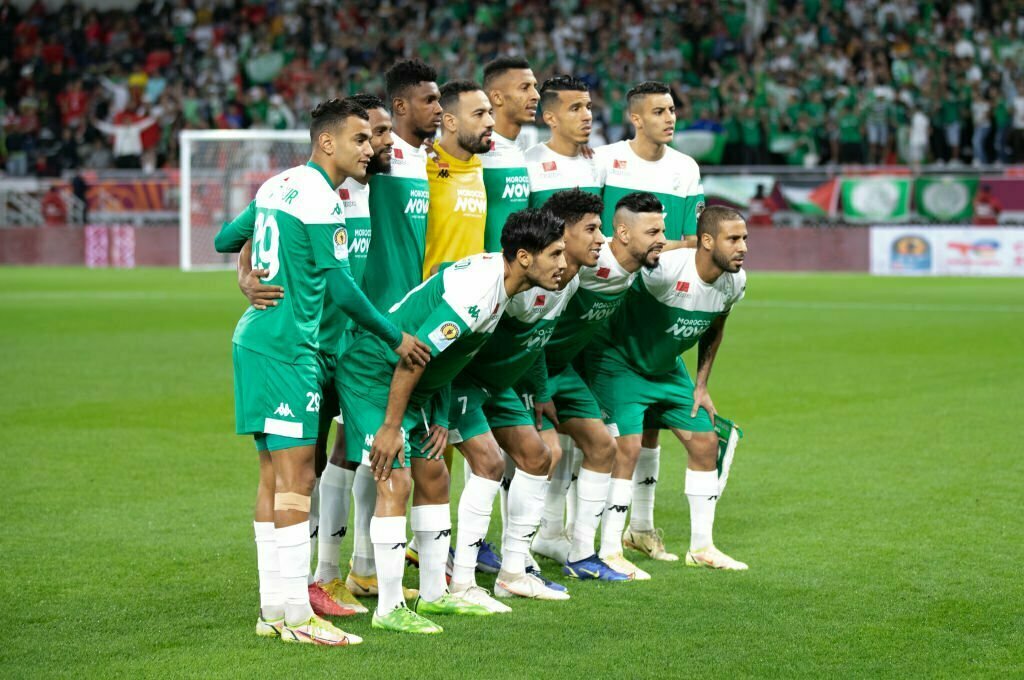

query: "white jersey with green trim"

left=524, top=142, right=602, bottom=208
left=596, top=247, right=746, bottom=376
left=595, top=140, right=704, bottom=240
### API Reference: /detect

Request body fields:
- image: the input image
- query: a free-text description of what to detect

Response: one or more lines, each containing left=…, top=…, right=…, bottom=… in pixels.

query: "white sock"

left=452, top=474, right=500, bottom=586
left=503, top=469, right=549, bottom=575
left=314, top=463, right=354, bottom=583
left=599, top=479, right=632, bottom=558
left=276, top=521, right=313, bottom=626
left=685, top=469, right=719, bottom=551
left=569, top=468, right=611, bottom=562
left=254, top=521, right=284, bottom=620
left=539, top=445, right=572, bottom=539
left=411, top=504, right=451, bottom=602
left=370, top=515, right=407, bottom=614
left=306, top=477, right=320, bottom=584
left=463, top=454, right=472, bottom=486
left=565, top=445, right=583, bottom=534
left=630, top=446, right=660, bottom=532
left=351, top=464, right=376, bottom=576
left=498, top=450, right=515, bottom=555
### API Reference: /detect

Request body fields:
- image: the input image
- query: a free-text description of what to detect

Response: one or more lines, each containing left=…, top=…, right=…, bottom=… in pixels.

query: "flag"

left=778, top=178, right=839, bottom=217
left=915, top=177, right=978, bottom=222
left=840, top=177, right=912, bottom=222
left=703, top=175, right=776, bottom=208
left=673, top=130, right=726, bottom=164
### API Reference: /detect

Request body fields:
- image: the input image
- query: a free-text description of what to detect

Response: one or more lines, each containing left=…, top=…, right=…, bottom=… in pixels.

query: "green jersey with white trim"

left=481, top=132, right=530, bottom=252
left=525, top=142, right=602, bottom=208
left=461, top=275, right=580, bottom=392
left=361, top=134, right=429, bottom=312
left=595, top=140, right=705, bottom=240
left=343, top=253, right=511, bottom=408
left=319, top=177, right=371, bottom=356
left=230, top=162, right=348, bottom=365
left=543, top=243, right=636, bottom=375
left=593, top=248, right=745, bottom=376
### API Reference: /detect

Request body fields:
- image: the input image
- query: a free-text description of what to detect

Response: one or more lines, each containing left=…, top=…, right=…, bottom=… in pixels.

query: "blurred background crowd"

left=2, top=0, right=1024, bottom=176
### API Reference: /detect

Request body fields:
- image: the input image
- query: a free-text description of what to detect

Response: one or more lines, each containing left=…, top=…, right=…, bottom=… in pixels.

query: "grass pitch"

left=2, top=268, right=1022, bottom=678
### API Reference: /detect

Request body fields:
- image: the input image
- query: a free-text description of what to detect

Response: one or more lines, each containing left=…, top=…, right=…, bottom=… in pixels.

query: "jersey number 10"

left=252, top=212, right=281, bottom=281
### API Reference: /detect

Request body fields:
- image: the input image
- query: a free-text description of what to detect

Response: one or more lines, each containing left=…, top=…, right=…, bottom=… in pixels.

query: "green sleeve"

left=213, top=200, right=256, bottom=253
left=413, top=300, right=471, bottom=355
left=325, top=265, right=402, bottom=349
left=309, top=222, right=348, bottom=271
left=518, top=353, right=551, bottom=403
left=430, top=384, right=451, bottom=429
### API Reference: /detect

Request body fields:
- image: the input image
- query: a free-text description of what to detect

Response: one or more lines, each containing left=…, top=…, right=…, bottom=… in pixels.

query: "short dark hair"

left=385, top=59, right=438, bottom=101
left=483, top=56, right=532, bottom=89
left=309, top=98, right=368, bottom=142
left=698, top=205, right=745, bottom=239
left=346, top=93, right=386, bottom=112
left=439, top=80, right=484, bottom=112
left=501, top=209, right=566, bottom=263
left=542, top=189, right=604, bottom=227
left=539, top=74, right=588, bottom=112
left=614, top=191, right=664, bottom=217
left=626, top=81, right=672, bottom=109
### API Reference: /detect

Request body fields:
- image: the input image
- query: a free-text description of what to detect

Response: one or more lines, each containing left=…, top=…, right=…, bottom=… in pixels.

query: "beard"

left=459, top=130, right=491, bottom=155
left=712, top=249, right=742, bottom=272
left=642, top=245, right=663, bottom=269
left=367, top=150, right=391, bottom=176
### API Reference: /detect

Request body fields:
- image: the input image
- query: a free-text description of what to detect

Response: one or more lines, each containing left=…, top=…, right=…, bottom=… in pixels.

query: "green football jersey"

left=319, top=177, right=371, bottom=356
left=460, top=275, right=580, bottom=392
left=228, top=162, right=348, bottom=365
left=543, top=243, right=636, bottom=375
left=343, top=253, right=511, bottom=409
left=524, top=142, right=602, bottom=209
left=480, top=132, right=530, bottom=252
left=361, top=133, right=429, bottom=312
left=595, top=140, right=705, bottom=240
left=592, top=247, right=746, bottom=376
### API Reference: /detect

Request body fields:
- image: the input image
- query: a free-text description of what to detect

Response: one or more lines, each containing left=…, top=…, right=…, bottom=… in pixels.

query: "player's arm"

left=214, top=200, right=257, bottom=253
left=420, top=385, right=450, bottom=460
left=370, top=360, right=426, bottom=481
left=691, top=314, right=729, bottom=419
left=237, top=240, right=284, bottom=310
left=521, top=353, right=558, bottom=429
left=324, top=265, right=430, bottom=367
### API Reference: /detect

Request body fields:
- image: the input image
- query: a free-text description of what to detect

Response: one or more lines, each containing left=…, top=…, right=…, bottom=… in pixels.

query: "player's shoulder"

left=593, top=140, right=627, bottom=160
left=719, top=267, right=747, bottom=302
left=645, top=246, right=695, bottom=284
left=664, top=146, right=701, bottom=173
left=441, top=253, right=507, bottom=321
left=292, top=165, right=345, bottom=224
left=524, top=143, right=549, bottom=163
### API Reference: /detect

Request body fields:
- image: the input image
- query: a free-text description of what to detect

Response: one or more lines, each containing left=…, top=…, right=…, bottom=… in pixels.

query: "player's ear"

left=488, top=89, right=503, bottom=108
left=391, top=97, right=406, bottom=117
left=515, top=249, right=533, bottom=269
left=541, top=108, right=556, bottom=127
left=628, top=109, right=641, bottom=129
left=700, top=231, right=715, bottom=250
left=318, top=130, right=335, bottom=155
left=442, top=111, right=458, bottom=133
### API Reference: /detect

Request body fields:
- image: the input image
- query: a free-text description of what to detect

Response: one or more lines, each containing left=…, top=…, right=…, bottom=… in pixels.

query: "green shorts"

left=528, top=364, right=604, bottom=431
left=586, top=352, right=713, bottom=437
left=449, top=382, right=534, bottom=443
left=338, top=384, right=431, bottom=469
left=317, top=349, right=341, bottom=432
left=233, top=344, right=319, bottom=449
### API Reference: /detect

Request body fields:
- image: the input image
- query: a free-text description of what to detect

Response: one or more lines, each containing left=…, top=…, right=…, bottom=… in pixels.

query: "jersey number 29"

left=252, top=213, right=281, bottom=280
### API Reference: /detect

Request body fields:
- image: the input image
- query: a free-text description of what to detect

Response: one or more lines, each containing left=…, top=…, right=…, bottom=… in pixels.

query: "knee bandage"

left=274, top=492, right=311, bottom=512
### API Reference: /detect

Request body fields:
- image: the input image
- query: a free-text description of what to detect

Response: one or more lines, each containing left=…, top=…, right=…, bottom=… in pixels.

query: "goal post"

left=178, top=129, right=311, bottom=271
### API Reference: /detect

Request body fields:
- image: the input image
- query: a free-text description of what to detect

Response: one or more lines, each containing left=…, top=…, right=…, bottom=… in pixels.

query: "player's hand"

left=370, top=424, right=405, bottom=481
left=393, top=332, right=431, bottom=368
left=579, top=144, right=595, bottom=159
left=240, top=268, right=284, bottom=310
left=420, top=424, right=449, bottom=459
left=534, top=399, right=559, bottom=430
left=691, top=384, right=716, bottom=420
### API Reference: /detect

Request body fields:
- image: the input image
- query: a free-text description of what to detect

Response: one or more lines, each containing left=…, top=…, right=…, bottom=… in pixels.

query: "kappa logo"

left=274, top=403, right=295, bottom=417
left=609, top=504, right=629, bottom=513
left=470, top=538, right=484, bottom=548
left=437, top=168, right=450, bottom=179
left=524, top=528, right=538, bottom=539
left=676, top=280, right=690, bottom=293
left=391, top=542, right=407, bottom=550
left=500, top=477, right=512, bottom=490
left=331, top=527, right=347, bottom=538
left=638, top=476, right=657, bottom=486
left=332, top=203, right=342, bottom=216
left=435, top=529, right=452, bottom=540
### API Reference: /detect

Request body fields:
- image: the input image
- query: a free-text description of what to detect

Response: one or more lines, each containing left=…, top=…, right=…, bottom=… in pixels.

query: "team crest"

left=428, top=321, right=461, bottom=351
left=333, top=227, right=348, bottom=259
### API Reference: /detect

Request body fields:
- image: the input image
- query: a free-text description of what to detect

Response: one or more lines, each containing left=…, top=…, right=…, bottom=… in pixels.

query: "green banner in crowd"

left=673, top=130, right=726, bottom=164
left=840, top=177, right=912, bottom=222
left=915, top=177, right=978, bottom=222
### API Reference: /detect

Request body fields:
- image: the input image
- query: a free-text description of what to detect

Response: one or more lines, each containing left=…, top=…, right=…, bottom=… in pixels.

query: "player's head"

left=539, top=75, right=592, bottom=144
left=627, top=81, right=676, bottom=146
left=612, top=191, right=666, bottom=269
left=542, top=189, right=604, bottom=268
left=309, top=98, right=372, bottom=182
left=346, top=93, right=393, bottom=175
left=438, top=80, right=494, bottom=155
left=697, top=205, right=747, bottom=273
left=483, top=56, right=539, bottom=126
left=385, top=59, right=442, bottom=140
left=501, top=208, right=567, bottom=291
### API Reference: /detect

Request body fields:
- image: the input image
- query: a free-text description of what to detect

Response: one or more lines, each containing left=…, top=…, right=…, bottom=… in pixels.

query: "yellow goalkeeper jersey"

left=423, top=141, right=487, bottom=279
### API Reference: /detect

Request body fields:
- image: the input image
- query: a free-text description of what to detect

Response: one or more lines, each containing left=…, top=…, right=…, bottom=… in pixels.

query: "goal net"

left=179, top=130, right=310, bottom=271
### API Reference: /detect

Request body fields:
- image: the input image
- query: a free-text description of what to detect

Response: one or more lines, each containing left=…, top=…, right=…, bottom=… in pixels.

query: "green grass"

left=2, top=268, right=1022, bottom=678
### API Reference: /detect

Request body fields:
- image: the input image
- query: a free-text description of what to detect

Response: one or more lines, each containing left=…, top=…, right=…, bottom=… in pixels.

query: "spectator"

left=908, top=105, right=930, bottom=170
left=91, top=109, right=157, bottom=169
left=740, top=105, right=762, bottom=165
left=972, top=184, right=1001, bottom=226
left=970, top=82, right=992, bottom=166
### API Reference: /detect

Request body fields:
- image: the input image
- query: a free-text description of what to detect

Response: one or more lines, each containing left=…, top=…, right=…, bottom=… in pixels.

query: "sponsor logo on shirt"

left=453, top=188, right=487, bottom=214
left=676, top=281, right=690, bottom=293
left=428, top=321, right=461, bottom=351
left=542, top=161, right=557, bottom=172
left=666, top=317, right=712, bottom=338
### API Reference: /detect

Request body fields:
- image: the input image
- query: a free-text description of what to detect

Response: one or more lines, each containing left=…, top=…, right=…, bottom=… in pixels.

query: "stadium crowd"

left=2, top=0, right=1024, bottom=176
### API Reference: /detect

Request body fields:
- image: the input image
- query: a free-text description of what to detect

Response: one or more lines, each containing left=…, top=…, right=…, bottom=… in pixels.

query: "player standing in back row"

left=214, top=99, right=429, bottom=646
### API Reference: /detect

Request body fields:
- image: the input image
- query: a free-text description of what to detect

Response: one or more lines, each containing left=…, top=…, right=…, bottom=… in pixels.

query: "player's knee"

left=587, top=434, right=616, bottom=467
left=412, top=460, right=451, bottom=504
left=518, top=440, right=551, bottom=476
left=689, top=432, right=718, bottom=468
left=475, top=451, right=505, bottom=481
left=546, top=442, right=564, bottom=476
